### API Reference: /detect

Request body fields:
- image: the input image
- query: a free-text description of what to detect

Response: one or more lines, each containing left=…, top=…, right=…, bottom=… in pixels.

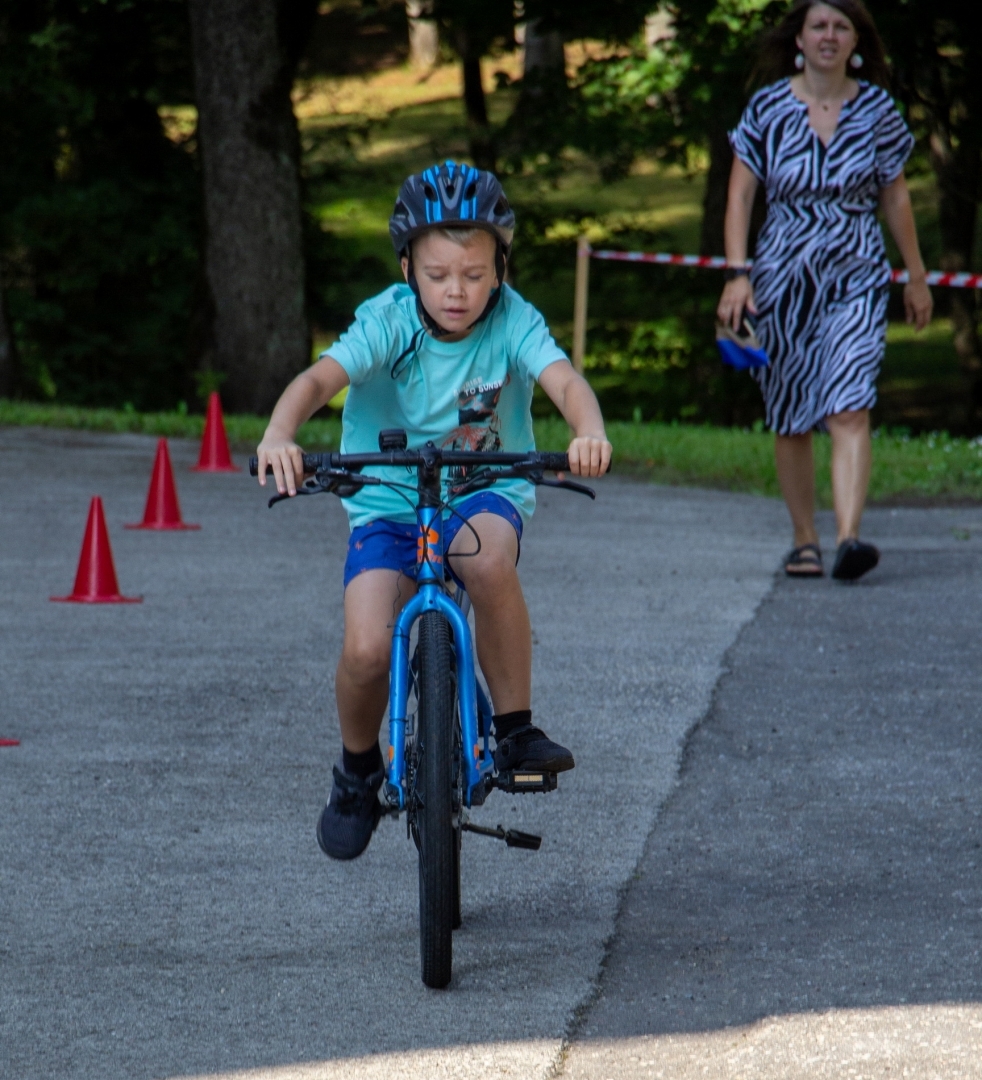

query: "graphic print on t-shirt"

left=441, top=375, right=509, bottom=452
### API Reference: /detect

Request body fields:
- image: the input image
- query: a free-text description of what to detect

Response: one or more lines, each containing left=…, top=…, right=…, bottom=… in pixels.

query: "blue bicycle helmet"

left=389, top=161, right=515, bottom=337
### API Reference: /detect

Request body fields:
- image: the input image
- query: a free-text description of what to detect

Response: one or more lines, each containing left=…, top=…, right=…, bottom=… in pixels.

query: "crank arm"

left=461, top=821, right=542, bottom=850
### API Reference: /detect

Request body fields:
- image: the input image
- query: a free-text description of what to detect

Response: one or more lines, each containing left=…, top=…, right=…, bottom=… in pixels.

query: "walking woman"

left=717, top=0, right=932, bottom=580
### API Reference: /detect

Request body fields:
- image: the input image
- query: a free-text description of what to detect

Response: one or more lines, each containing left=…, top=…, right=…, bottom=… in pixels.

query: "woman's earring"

left=850, top=52, right=863, bottom=68
left=795, top=52, right=805, bottom=70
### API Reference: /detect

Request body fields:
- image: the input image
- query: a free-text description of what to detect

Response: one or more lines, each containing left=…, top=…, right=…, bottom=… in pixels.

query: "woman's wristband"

left=724, top=266, right=750, bottom=282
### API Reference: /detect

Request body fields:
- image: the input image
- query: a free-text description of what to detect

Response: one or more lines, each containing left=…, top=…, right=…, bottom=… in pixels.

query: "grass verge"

left=3, top=400, right=981, bottom=505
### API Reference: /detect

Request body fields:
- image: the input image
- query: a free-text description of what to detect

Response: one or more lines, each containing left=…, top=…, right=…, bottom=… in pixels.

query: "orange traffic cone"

left=51, top=497, right=142, bottom=604
left=192, top=391, right=239, bottom=472
left=126, top=438, right=200, bottom=530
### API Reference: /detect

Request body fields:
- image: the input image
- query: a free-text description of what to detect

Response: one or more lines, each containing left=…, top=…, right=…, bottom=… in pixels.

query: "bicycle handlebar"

left=248, top=449, right=571, bottom=477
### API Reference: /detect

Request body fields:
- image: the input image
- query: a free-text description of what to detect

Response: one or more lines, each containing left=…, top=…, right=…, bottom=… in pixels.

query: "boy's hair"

left=408, top=226, right=494, bottom=255
left=423, top=226, right=482, bottom=247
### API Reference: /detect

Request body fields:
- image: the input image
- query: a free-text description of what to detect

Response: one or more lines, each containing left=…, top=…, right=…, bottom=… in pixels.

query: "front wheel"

left=415, top=611, right=457, bottom=988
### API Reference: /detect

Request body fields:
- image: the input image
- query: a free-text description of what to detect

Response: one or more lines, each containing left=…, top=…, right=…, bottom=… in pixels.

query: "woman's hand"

left=256, top=432, right=305, bottom=497
left=717, top=276, right=757, bottom=332
left=903, top=278, right=932, bottom=331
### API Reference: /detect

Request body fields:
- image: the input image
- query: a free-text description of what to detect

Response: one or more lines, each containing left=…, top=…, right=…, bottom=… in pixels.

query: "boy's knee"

left=453, top=545, right=519, bottom=599
left=340, top=633, right=390, bottom=685
left=449, top=514, right=519, bottom=592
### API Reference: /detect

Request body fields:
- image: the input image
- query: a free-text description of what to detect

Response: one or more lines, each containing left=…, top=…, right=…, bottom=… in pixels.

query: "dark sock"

left=493, top=709, right=532, bottom=742
left=342, top=742, right=383, bottom=779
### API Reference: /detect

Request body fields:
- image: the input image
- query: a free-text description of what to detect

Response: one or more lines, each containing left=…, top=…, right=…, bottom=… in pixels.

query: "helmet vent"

left=494, top=196, right=510, bottom=214
left=465, top=181, right=477, bottom=199
left=445, top=183, right=455, bottom=197
left=423, top=182, right=436, bottom=201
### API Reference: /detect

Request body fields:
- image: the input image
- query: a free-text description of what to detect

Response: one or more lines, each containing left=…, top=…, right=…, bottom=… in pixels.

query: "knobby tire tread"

left=417, top=611, right=455, bottom=988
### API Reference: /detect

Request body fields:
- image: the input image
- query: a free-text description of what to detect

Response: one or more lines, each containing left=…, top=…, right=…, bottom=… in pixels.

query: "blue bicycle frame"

left=249, top=440, right=584, bottom=811
left=386, top=503, right=494, bottom=810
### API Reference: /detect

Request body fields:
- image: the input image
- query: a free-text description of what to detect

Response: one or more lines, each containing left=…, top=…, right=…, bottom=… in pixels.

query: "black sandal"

left=831, top=539, right=879, bottom=581
left=784, top=543, right=823, bottom=577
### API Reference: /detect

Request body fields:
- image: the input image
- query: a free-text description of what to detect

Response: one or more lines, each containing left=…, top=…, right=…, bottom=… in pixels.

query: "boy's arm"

left=537, top=360, right=612, bottom=478
left=257, top=355, right=350, bottom=496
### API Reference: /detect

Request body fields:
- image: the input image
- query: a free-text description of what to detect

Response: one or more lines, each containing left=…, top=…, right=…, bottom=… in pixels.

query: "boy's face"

left=401, top=230, right=499, bottom=340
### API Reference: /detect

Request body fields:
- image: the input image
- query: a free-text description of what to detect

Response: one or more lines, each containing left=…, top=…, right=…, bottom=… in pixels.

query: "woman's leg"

left=774, top=432, right=820, bottom=548
left=825, top=408, right=872, bottom=543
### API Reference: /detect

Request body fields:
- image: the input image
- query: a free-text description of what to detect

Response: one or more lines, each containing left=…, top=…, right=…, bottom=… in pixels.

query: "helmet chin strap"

left=405, top=244, right=508, bottom=337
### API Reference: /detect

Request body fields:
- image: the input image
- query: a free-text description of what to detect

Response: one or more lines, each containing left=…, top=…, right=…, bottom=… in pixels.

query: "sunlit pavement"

left=562, top=503, right=982, bottom=1079
left=3, top=428, right=979, bottom=1079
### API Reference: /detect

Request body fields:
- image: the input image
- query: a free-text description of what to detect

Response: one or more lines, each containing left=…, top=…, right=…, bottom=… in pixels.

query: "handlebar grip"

left=248, top=453, right=326, bottom=477
left=535, top=452, right=570, bottom=472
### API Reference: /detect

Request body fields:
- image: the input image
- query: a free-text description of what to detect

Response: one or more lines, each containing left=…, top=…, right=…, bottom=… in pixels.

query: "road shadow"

left=573, top=509, right=982, bottom=1043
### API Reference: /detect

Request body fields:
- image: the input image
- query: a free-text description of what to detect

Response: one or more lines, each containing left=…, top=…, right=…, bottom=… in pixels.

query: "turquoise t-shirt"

left=324, top=283, right=568, bottom=529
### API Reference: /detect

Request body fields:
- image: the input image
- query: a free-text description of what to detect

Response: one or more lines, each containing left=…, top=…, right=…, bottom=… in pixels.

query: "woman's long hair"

left=754, top=0, right=891, bottom=89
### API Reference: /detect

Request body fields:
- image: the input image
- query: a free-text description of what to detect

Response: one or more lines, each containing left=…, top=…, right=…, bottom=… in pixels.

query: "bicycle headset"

left=388, top=161, right=516, bottom=345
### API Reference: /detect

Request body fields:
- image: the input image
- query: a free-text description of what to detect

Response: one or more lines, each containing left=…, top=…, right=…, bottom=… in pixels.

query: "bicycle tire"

left=416, top=611, right=456, bottom=988
left=451, top=730, right=462, bottom=932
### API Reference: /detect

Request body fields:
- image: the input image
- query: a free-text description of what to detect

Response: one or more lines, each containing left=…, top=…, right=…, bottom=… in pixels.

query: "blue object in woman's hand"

left=715, top=314, right=770, bottom=370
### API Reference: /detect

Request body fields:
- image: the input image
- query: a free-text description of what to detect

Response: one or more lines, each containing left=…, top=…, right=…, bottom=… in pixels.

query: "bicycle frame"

left=250, top=440, right=589, bottom=812
left=386, top=502, right=494, bottom=810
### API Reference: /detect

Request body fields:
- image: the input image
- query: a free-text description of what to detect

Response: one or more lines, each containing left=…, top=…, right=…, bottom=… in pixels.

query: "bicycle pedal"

left=504, top=828, right=542, bottom=850
left=492, top=769, right=558, bottom=794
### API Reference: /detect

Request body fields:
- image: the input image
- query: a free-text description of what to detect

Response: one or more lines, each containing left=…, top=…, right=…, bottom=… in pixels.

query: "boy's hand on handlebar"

left=256, top=434, right=305, bottom=496
left=566, top=435, right=612, bottom=478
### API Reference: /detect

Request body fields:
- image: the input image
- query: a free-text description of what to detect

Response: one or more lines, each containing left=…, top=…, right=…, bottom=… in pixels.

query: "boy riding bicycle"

left=257, top=162, right=612, bottom=861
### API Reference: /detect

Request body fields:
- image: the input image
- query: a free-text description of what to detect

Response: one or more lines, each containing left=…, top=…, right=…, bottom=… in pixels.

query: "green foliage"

left=0, top=0, right=200, bottom=409
left=568, top=46, right=688, bottom=181
left=507, top=200, right=763, bottom=425
left=6, top=398, right=982, bottom=504
left=0, top=397, right=343, bottom=449
left=508, top=0, right=784, bottom=182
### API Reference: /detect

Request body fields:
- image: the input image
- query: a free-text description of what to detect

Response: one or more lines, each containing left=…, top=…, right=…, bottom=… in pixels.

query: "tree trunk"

left=931, top=128, right=982, bottom=427
left=0, top=285, right=15, bottom=397
left=699, top=123, right=732, bottom=257
left=188, top=0, right=310, bottom=415
left=522, top=19, right=565, bottom=84
left=456, top=31, right=495, bottom=171
left=502, top=19, right=567, bottom=164
left=407, top=1, right=439, bottom=69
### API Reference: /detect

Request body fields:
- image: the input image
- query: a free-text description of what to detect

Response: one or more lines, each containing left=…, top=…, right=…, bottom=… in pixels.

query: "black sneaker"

left=316, top=762, right=385, bottom=860
left=493, top=724, right=575, bottom=773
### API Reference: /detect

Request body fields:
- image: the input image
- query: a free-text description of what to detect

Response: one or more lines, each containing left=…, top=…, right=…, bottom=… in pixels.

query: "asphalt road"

left=562, top=503, right=982, bottom=1079
left=0, top=427, right=786, bottom=1080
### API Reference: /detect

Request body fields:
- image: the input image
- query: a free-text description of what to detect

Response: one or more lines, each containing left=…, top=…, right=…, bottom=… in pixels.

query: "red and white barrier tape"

left=589, top=248, right=982, bottom=289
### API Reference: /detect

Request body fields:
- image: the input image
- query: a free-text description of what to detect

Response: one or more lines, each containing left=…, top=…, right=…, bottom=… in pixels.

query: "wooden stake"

left=572, top=235, right=591, bottom=373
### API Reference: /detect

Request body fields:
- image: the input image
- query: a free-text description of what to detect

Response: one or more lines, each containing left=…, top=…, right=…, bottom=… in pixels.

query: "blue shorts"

left=343, top=492, right=523, bottom=590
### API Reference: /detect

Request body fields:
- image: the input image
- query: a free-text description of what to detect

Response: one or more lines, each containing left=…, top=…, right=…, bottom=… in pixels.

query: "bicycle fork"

left=384, top=503, right=495, bottom=812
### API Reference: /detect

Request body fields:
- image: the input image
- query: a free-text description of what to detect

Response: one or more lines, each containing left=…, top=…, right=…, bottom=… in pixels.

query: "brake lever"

left=529, top=472, right=596, bottom=499
left=268, top=489, right=311, bottom=508
left=267, top=471, right=378, bottom=508
left=447, top=468, right=517, bottom=500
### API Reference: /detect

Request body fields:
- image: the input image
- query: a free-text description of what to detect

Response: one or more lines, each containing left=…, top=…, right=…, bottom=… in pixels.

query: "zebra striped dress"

left=729, top=79, right=914, bottom=435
